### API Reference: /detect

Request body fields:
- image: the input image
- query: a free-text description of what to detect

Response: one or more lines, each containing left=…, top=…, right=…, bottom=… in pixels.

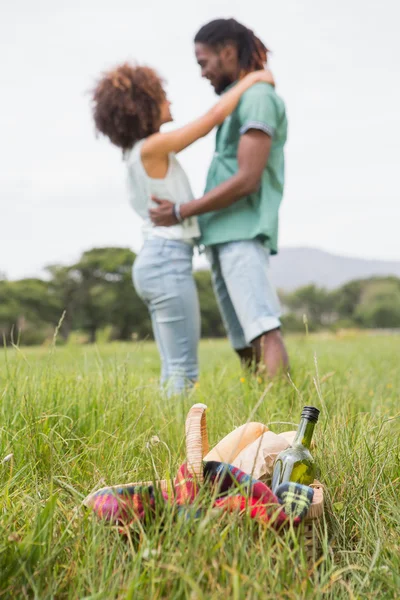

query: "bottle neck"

left=293, top=417, right=316, bottom=449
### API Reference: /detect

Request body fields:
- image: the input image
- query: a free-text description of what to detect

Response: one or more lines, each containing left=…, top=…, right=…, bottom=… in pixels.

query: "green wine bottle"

left=271, top=406, right=320, bottom=493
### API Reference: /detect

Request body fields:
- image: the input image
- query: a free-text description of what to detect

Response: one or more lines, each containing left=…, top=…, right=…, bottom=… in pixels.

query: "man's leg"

left=252, top=328, right=289, bottom=378
left=206, top=246, right=252, bottom=365
left=236, top=346, right=256, bottom=370
left=218, top=240, right=290, bottom=378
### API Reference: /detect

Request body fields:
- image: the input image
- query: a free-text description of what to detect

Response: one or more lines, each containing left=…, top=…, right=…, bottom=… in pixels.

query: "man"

left=150, top=18, right=289, bottom=377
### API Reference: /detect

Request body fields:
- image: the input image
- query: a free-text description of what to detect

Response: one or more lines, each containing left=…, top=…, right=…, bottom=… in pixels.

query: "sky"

left=1, top=0, right=399, bottom=279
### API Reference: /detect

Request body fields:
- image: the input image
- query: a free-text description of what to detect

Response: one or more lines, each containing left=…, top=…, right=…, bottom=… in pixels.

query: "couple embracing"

left=92, top=18, right=289, bottom=395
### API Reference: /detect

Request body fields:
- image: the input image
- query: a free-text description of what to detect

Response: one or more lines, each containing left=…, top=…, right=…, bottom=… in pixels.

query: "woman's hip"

left=133, top=238, right=195, bottom=301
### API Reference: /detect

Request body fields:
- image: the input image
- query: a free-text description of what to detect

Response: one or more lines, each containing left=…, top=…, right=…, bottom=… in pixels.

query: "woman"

left=91, top=63, right=274, bottom=394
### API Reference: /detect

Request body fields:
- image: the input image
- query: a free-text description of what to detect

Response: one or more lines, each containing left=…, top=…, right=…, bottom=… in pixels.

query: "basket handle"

left=185, top=403, right=209, bottom=483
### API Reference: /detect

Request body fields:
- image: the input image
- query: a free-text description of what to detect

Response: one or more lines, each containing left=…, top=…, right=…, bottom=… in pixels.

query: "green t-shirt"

left=198, top=82, right=287, bottom=254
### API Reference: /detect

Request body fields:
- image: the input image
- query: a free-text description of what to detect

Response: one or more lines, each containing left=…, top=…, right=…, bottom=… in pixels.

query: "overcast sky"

left=1, top=0, right=399, bottom=279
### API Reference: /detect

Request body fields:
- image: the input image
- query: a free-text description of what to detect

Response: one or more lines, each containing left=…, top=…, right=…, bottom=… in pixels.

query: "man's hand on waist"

left=149, top=197, right=179, bottom=227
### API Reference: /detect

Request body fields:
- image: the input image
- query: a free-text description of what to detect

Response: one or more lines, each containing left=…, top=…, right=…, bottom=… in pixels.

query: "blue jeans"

left=206, top=240, right=281, bottom=350
left=133, top=238, right=200, bottom=394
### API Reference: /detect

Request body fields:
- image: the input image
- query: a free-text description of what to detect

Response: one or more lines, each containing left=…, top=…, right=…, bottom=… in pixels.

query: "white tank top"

left=124, top=140, right=200, bottom=243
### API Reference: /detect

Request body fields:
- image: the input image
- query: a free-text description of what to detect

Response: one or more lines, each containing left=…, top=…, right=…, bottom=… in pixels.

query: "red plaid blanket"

left=88, top=461, right=313, bottom=530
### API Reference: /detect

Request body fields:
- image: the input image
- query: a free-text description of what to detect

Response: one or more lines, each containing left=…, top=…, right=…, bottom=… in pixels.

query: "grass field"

left=0, top=334, right=399, bottom=599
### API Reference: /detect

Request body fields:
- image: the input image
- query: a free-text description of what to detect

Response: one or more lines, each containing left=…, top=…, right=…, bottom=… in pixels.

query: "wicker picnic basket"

left=120, top=403, right=324, bottom=562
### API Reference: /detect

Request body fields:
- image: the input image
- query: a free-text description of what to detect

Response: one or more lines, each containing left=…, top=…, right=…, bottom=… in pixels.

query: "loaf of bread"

left=204, top=422, right=268, bottom=464
left=231, top=431, right=290, bottom=481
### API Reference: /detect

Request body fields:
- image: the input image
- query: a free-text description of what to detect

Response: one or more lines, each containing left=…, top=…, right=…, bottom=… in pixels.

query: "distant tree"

left=354, top=278, right=400, bottom=328
left=280, top=312, right=315, bottom=333
left=0, top=279, right=56, bottom=345
left=334, top=279, right=364, bottom=320
left=283, top=285, right=336, bottom=327
left=71, top=247, right=151, bottom=342
left=10, top=278, right=60, bottom=325
left=0, top=280, right=21, bottom=342
left=46, top=265, right=81, bottom=341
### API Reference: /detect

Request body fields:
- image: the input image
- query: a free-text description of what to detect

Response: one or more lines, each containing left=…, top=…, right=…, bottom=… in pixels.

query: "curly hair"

left=195, top=18, right=268, bottom=74
left=91, top=63, right=166, bottom=150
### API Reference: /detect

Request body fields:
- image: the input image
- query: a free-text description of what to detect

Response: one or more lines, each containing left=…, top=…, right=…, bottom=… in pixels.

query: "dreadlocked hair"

left=194, top=18, right=268, bottom=75
left=91, top=63, right=166, bottom=151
